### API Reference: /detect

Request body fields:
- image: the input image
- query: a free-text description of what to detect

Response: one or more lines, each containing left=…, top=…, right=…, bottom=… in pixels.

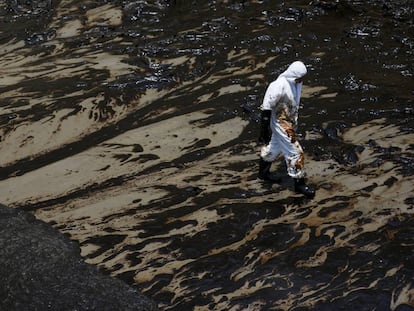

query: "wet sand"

left=0, top=1, right=413, bottom=310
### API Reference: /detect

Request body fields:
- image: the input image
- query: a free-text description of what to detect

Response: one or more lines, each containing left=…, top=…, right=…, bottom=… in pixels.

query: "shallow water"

left=0, top=1, right=413, bottom=310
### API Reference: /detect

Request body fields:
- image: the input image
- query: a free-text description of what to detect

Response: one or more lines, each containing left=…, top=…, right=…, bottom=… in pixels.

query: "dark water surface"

left=0, top=1, right=413, bottom=310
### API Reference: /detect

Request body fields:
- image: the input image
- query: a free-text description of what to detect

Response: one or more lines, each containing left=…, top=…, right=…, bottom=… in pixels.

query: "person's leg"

left=293, top=177, right=315, bottom=198
left=275, top=123, right=315, bottom=198
left=258, top=157, right=275, bottom=181
left=258, top=134, right=281, bottom=183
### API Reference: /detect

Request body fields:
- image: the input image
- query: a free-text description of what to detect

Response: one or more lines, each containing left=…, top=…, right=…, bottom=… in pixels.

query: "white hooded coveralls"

left=260, top=61, right=307, bottom=179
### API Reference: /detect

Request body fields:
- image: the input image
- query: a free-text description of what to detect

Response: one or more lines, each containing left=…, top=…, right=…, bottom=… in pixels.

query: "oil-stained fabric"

left=260, top=61, right=307, bottom=179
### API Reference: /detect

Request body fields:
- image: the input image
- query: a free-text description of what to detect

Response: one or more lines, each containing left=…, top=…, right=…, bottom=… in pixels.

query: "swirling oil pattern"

left=0, top=1, right=413, bottom=310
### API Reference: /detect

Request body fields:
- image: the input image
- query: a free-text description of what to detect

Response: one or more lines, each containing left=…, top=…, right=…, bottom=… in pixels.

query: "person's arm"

left=259, top=82, right=282, bottom=144
left=259, top=109, right=272, bottom=144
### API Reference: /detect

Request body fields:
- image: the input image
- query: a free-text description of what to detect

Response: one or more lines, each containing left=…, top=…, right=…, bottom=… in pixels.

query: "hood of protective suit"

left=279, top=61, right=307, bottom=105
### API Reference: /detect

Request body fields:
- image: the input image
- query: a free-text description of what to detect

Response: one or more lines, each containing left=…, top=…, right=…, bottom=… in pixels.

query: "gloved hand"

left=258, top=109, right=272, bottom=144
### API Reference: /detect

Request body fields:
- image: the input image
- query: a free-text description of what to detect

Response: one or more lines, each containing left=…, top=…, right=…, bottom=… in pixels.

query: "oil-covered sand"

left=0, top=1, right=413, bottom=310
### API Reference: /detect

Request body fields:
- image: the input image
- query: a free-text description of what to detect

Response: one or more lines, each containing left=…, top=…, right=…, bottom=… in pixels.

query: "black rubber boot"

left=258, top=158, right=280, bottom=183
left=294, top=178, right=316, bottom=198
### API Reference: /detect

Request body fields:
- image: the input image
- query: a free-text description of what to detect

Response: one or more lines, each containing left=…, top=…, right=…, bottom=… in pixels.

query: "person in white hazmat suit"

left=258, top=61, right=315, bottom=198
